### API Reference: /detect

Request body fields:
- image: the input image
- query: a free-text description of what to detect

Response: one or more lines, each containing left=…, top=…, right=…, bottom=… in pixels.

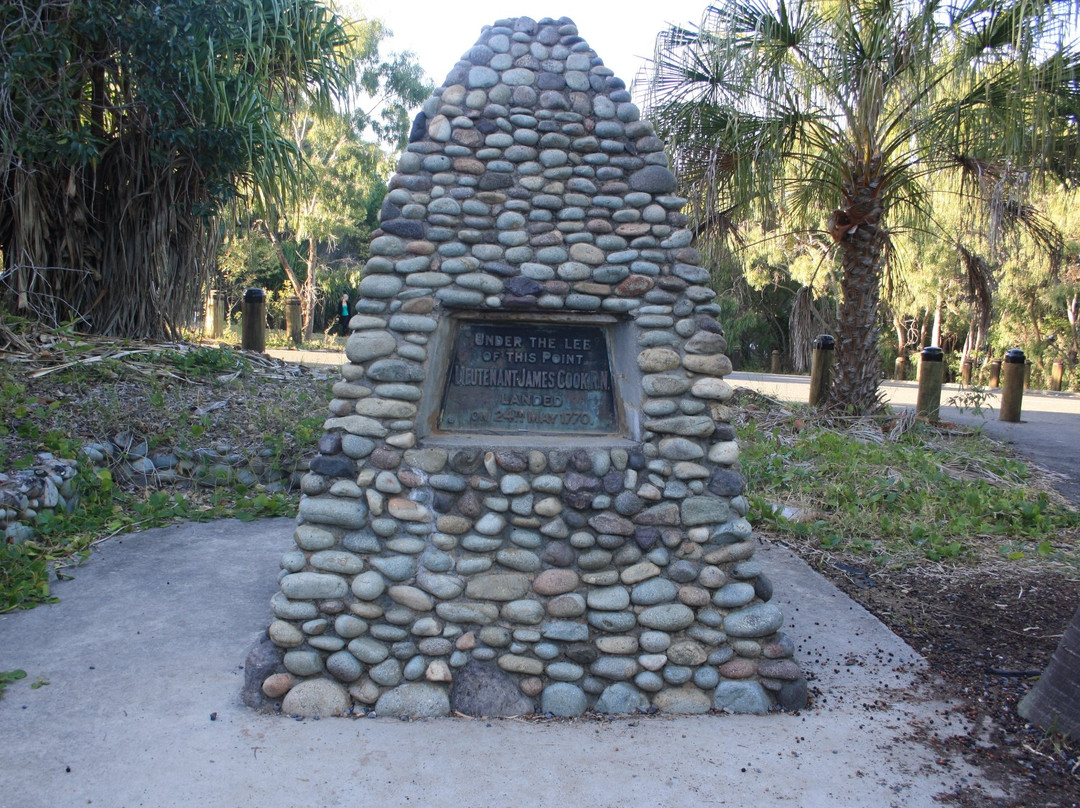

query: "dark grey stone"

left=668, top=559, right=700, bottom=583
left=381, top=219, right=425, bottom=239
left=503, top=275, right=543, bottom=296
left=318, top=433, right=342, bottom=455
left=713, top=424, right=737, bottom=441
left=708, top=468, right=745, bottom=497
left=467, top=45, right=494, bottom=65
left=541, top=542, right=575, bottom=567
left=776, top=677, right=809, bottom=712
left=449, top=661, right=534, bottom=717
left=627, top=165, right=677, bottom=193
left=408, top=111, right=427, bottom=143
left=754, top=573, right=774, bottom=602
left=615, top=491, right=645, bottom=517
left=633, top=526, right=659, bottom=550
left=242, top=636, right=283, bottom=711
left=309, top=454, right=358, bottom=478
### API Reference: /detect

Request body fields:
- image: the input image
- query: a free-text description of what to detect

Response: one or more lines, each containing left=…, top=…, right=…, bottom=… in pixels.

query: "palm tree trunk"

left=832, top=218, right=885, bottom=413
left=1018, top=602, right=1080, bottom=741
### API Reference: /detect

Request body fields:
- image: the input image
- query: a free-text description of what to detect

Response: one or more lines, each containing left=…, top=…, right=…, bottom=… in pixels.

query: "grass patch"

left=738, top=405, right=1080, bottom=567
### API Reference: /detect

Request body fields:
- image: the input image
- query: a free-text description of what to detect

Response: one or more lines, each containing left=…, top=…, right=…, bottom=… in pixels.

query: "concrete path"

left=0, top=518, right=997, bottom=808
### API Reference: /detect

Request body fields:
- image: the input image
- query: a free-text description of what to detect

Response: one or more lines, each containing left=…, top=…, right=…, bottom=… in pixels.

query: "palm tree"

left=644, top=0, right=1080, bottom=412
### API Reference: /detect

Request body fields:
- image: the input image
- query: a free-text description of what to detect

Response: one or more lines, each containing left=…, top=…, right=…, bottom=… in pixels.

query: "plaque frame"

left=416, top=312, right=643, bottom=446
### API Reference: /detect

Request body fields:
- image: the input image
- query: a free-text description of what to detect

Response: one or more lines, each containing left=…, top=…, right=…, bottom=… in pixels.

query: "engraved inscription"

left=439, top=322, right=617, bottom=433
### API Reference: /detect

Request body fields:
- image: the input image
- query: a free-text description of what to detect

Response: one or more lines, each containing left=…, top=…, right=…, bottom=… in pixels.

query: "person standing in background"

left=337, top=293, right=351, bottom=337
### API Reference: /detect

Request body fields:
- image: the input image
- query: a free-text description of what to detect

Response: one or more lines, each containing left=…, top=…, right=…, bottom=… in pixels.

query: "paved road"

left=730, top=371, right=1080, bottom=505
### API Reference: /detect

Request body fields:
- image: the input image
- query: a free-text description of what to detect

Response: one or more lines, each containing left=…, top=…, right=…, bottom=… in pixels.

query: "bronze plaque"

left=439, top=321, right=617, bottom=434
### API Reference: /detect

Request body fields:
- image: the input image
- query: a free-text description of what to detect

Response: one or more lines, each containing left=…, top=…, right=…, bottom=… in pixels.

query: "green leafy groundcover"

left=0, top=543, right=56, bottom=612
left=0, top=669, right=27, bottom=699
left=1, top=484, right=296, bottom=614
left=0, top=474, right=297, bottom=614
left=739, top=419, right=1080, bottom=565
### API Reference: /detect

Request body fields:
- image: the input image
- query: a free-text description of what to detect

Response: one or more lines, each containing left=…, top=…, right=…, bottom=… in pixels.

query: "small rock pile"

left=256, top=15, right=807, bottom=720
left=1, top=433, right=307, bottom=546
left=0, top=454, right=79, bottom=544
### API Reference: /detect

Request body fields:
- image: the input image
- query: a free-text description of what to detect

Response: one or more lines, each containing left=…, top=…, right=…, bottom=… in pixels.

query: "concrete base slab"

left=0, top=518, right=1005, bottom=807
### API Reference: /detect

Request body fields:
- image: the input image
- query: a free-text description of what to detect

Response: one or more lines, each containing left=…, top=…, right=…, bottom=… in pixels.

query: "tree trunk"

left=1018, top=602, right=1080, bottom=742
left=1028, top=292, right=1043, bottom=345
left=303, top=236, right=318, bottom=339
left=2, top=137, right=213, bottom=339
left=961, top=317, right=974, bottom=366
left=832, top=204, right=886, bottom=413
left=262, top=221, right=306, bottom=301
left=1067, top=293, right=1079, bottom=366
left=931, top=298, right=942, bottom=348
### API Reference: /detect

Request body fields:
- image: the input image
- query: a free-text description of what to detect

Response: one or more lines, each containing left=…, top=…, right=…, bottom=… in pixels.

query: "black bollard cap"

left=813, top=334, right=835, bottom=350
left=1005, top=348, right=1025, bottom=364
left=244, top=287, right=266, bottom=301
left=921, top=346, right=944, bottom=362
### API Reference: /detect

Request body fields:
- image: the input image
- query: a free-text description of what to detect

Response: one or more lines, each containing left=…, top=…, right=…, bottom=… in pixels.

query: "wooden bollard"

left=988, top=359, right=1001, bottom=388
left=809, top=335, right=834, bottom=407
left=241, top=287, right=267, bottom=353
left=961, top=358, right=972, bottom=386
left=286, top=296, right=302, bottom=347
left=894, top=355, right=907, bottom=381
left=1000, top=349, right=1025, bottom=422
left=771, top=348, right=781, bottom=374
left=916, top=346, right=944, bottom=421
left=204, top=290, right=225, bottom=339
left=1051, top=359, right=1064, bottom=392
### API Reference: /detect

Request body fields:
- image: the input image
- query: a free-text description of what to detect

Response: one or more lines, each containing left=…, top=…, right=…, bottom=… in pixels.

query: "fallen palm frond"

left=2, top=324, right=324, bottom=384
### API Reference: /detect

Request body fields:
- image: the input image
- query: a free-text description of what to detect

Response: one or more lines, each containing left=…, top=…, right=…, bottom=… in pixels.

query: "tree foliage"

left=254, top=22, right=431, bottom=338
left=0, top=0, right=356, bottom=339
left=645, top=0, right=1080, bottom=412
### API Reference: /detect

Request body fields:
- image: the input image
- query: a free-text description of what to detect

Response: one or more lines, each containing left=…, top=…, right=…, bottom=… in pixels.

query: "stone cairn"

left=257, top=15, right=807, bottom=719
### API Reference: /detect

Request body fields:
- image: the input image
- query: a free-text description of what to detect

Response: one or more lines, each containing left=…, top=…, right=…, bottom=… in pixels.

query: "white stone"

left=708, top=441, right=740, bottom=464
left=691, top=377, right=734, bottom=401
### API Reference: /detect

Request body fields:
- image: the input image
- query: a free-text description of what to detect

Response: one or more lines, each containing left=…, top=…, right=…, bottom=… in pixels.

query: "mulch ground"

left=800, top=544, right=1080, bottom=807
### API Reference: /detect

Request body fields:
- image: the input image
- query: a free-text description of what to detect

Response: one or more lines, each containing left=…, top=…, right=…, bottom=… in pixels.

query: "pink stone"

left=718, top=659, right=758, bottom=679
left=262, top=673, right=294, bottom=698
left=678, top=585, right=711, bottom=607
left=520, top=677, right=544, bottom=697
left=533, top=568, right=580, bottom=596
left=757, top=659, right=804, bottom=681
